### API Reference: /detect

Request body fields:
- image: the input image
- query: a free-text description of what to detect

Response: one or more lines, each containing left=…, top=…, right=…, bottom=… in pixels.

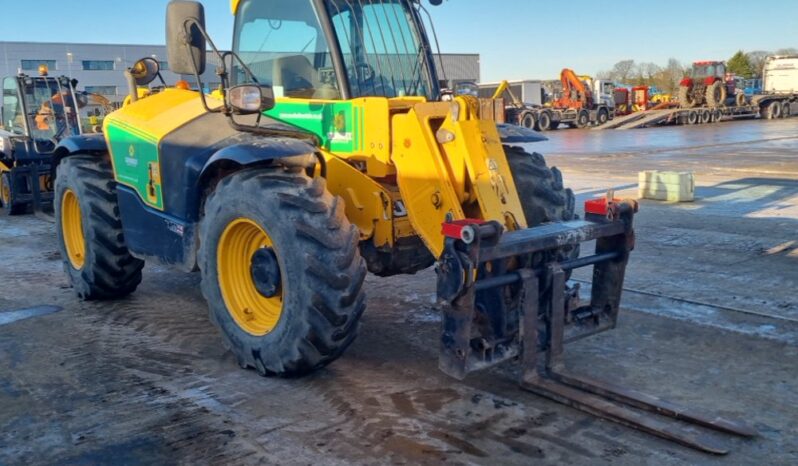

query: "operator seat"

left=272, top=55, right=340, bottom=100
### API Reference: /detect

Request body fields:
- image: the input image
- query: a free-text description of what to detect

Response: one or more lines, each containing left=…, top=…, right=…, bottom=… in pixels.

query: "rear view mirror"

left=166, top=1, right=206, bottom=75
left=227, top=85, right=275, bottom=115
left=130, top=58, right=160, bottom=86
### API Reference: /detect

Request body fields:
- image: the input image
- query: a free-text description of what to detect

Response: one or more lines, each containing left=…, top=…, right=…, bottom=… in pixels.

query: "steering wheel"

left=354, top=62, right=376, bottom=83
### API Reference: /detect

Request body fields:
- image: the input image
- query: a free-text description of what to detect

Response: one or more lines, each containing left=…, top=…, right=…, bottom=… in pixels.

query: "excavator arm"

left=556, top=68, right=592, bottom=109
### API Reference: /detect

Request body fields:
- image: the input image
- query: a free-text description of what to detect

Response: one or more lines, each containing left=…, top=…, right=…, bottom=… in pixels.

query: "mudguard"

left=198, top=134, right=317, bottom=184
left=54, top=133, right=108, bottom=163
left=496, top=124, right=548, bottom=144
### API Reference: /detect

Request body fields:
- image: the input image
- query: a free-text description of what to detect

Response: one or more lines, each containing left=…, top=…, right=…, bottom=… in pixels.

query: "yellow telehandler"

left=51, top=0, right=754, bottom=453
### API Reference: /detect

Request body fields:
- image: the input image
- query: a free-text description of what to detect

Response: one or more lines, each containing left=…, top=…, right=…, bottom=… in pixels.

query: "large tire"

left=575, top=110, right=590, bottom=128
left=504, top=146, right=577, bottom=236
left=736, top=92, right=747, bottom=107
left=1, top=172, right=27, bottom=215
left=55, top=156, right=144, bottom=300
left=705, top=81, right=726, bottom=108
left=199, top=169, right=366, bottom=376
left=679, top=86, right=696, bottom=108
left=536, top=111, right=553, bottom=131
left=519, top=112, right=536, bottom=129
left=767, top=101, right=782, bottom=119
left=782, top=102, right=791, bottom=118
left=0, top=172, right=28, bottom=216
left=504, top=145, right=579, bottom=281
left=597, top=108, right=609, bottom=125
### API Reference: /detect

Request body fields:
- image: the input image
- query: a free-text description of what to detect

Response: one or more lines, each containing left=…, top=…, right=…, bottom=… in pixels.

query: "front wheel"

left=199, top=169, right=367, bottom=376
left=54, top=156, right=144, bottom=300
left=1, top=172, right=26, bottom=215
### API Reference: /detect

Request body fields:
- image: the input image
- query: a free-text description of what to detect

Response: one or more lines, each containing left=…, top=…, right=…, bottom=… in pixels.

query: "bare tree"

left=634, top=62, right=662, bottom=85
left=746, top=51, right=770, bottom=78
left=775, top=47, right=798, bottom=55
left=610, top=60, right=636, bottom=83
left=650, top=58, right=686, bottom=94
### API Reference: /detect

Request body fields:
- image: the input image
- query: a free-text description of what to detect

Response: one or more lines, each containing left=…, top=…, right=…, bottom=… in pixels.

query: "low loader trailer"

left=600, top=94, right=794, bottom=130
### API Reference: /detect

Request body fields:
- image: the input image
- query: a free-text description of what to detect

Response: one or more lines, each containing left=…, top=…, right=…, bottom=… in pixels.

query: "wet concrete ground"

left=1, top=118, right=797, bottom=465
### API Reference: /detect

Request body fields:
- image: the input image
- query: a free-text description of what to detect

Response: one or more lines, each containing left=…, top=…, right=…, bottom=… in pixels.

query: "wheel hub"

left=250, top=247, right=281, bottom=298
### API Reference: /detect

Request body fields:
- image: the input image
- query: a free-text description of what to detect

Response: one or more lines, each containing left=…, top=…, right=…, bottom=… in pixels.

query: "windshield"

left=232, top=0, right=434, bottom=100
left=25, top=77, right=81, bottom=140
left=692, top=63, right=725, bottom=79
left=326, top=0, right=432, bottom=99
left=233, top=0, right=340, bottom=99
left=2, top=76, right=80, bottom=140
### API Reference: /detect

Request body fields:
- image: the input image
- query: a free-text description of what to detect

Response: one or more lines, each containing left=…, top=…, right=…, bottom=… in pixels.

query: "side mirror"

left=130, top=58, right=160, bottom=86
left=166, top=1, right=206, bottom=76
left=227, top=85, right=275, bottom=115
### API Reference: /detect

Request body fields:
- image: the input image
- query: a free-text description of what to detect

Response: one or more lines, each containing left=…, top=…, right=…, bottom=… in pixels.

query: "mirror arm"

left=182, top=18, right=228, bottom=114
left=124, top=69, right=138, bottom=103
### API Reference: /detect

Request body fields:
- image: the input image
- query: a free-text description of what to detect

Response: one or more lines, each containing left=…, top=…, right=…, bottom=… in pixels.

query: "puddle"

left=0, top=306, right=63, bottom=326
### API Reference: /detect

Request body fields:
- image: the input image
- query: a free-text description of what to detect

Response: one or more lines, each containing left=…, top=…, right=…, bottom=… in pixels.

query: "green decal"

left=265, top=101, right=362, bottom=153
left=106, top=123, right=164, bottom=210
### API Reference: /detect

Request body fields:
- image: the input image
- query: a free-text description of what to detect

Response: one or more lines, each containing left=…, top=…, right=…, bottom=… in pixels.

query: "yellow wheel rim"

left=217, top=218, right=284, bottom=336
left=61, top=189, right=86, bottom=270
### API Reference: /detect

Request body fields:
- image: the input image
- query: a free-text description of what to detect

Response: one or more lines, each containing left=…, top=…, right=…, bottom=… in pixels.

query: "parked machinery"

left=51, top=0, right=754, bottom=453
left=0, top=68, right=84, bottom=214
left=679, top=61, right=745, bottom=108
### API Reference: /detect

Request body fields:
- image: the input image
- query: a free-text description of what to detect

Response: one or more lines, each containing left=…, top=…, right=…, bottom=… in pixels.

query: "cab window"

left=233, top=0, right=341, bottom=100
left=2, top=78, right=25, bottom=134
left=327, top=0, right=431, bottom=99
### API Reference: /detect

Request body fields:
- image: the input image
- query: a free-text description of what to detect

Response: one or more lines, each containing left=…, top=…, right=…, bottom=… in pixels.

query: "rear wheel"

left=767, top=101, right=782, bottom=119
left=700, top=109, right=711, bottom=124
left=536, top=111, right=553, bottom=131
left=705, top=81, right=726, bottom=108
left=575, top=110, right=590, bottom=128
left=199, top=169, right=366, bottom=376
left=687, top=110, right=699, bottom=125
left=1, top=172, right=26, bottom=215
left=519, top=112, right=536, bottom=129
left=55, top=156, right=144, bottom=300
left=782, top=102, right=791, bottom=118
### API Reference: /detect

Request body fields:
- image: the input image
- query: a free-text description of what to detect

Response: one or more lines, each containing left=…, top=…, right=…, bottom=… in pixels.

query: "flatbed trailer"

left=598, top=94, right=795, bottom=130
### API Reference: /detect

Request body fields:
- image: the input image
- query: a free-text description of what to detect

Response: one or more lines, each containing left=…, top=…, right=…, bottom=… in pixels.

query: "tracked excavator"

left=51, top=0, right=754, bottom=453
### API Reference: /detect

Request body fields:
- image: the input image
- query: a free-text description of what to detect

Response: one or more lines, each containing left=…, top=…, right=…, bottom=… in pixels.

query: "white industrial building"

left=1, top=41, right=480, bottom=104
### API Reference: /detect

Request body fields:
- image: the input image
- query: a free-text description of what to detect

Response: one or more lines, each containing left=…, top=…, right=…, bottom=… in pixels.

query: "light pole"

left=66, top=52, right=73, bottom=79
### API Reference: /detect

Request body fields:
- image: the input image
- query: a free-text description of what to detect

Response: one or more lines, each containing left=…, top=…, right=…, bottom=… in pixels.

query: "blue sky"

left=1, top=0, right=796, bottom=81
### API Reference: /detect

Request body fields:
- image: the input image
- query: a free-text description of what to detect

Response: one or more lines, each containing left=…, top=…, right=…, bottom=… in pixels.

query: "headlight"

left=0, top=135, right=10, bottom=155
